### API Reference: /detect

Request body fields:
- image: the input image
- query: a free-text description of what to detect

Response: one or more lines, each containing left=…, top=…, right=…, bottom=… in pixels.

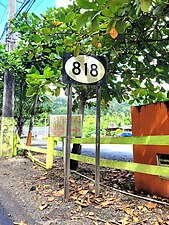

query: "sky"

left=0, top=0, right=72, bottom=42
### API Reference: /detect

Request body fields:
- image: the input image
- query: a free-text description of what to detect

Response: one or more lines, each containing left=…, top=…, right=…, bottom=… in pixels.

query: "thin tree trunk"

left=16, top=79, right=25, bottom=137
left=26, top=92, right=39, bottom=146
left=2, top=69, right=14, bottom=117
left=78, top=97, right=86, bottom=122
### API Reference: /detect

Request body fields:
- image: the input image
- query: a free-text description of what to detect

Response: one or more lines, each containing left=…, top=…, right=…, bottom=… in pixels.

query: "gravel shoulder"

left=0, top=155, right=168, bottom=225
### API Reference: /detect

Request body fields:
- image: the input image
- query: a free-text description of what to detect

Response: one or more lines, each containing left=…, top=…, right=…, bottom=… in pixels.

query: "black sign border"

left=62, top=52, right=107, bottom=86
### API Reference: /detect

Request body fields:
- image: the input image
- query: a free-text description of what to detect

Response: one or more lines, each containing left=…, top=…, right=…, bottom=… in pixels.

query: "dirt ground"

left=0, top=155, right=169, bottom=225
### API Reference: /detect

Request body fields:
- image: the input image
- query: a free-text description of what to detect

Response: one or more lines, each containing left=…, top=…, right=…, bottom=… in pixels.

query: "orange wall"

left=131, top=102, right=169, bottom=198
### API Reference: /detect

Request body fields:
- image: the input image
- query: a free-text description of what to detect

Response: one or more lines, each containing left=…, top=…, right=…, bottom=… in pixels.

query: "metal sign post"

left=64, top=83, right=72, bottom=201
left=62, top=52, right=107, bottom=200
left=95, top=85, right=101, bottom=196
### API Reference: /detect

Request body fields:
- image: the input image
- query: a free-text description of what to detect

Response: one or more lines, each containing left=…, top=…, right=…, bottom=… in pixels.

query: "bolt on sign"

left=62, top=52, right=107, bottom=85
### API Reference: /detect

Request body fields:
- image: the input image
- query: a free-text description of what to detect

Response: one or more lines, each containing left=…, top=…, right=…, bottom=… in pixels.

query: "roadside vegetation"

left=0, top=0, right=168, bottom=141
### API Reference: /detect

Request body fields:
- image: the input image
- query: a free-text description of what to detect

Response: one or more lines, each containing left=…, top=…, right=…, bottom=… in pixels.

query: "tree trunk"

left=78, top=97, right=86, bottom=122
left=26, top=92, right=39, bottom=146
left=2, top=69, right=14, bottom=117
left=15, top=79, right=25, bottom=137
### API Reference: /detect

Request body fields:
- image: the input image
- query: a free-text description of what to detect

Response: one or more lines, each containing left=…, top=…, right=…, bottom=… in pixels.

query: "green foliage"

left=83, top=112, right=131, bottom=137
left=0, top=0, right=168, bottom=133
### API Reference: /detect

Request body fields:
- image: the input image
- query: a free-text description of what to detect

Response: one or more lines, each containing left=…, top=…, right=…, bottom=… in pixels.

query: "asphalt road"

left=0, top=205, right=13, bottom=225
left=30, top=140, right=133, bottom=162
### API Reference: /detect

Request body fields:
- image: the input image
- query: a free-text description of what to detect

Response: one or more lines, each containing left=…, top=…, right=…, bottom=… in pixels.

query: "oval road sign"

left=65, top=55, right=105, bottom=84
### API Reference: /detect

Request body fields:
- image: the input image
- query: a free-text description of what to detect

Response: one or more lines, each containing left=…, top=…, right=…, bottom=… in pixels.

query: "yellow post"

left=0, top=117, right=14, bottom=157
left=46, top=137, right=54, bottom=169
left=13, top=134, right=17, bottom=156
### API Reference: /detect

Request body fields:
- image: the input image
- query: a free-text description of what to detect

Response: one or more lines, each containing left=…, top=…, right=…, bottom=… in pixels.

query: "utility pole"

left=0, top=0, right=16, bottom=157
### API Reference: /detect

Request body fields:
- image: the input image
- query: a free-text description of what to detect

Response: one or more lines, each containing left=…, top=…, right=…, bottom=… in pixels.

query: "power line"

left=0, top=2, right=7, bottom=9
left=25, top=0, right=36, bottom=12
left=0, top=8, right=7, bottom=25
left=0, top=2, right=7, bottom=28
left=0, top=0, right=53, bottom=42
left=31, top=0, right=45, bottom=12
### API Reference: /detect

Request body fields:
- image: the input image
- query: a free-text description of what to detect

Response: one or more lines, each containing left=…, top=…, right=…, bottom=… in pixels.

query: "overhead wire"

left=0, top=0, right=37, bottom=42
left=31, top=0, right=45, bottom=12
left=0, top=2, right=7, bottom=41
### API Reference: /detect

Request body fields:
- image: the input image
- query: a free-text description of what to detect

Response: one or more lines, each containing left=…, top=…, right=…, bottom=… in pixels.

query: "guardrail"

left=15, top=135, right=169, bottom=178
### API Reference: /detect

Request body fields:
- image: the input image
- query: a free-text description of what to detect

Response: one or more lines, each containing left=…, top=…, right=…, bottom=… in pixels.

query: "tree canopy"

left=0, top=0, right=169, bottom=123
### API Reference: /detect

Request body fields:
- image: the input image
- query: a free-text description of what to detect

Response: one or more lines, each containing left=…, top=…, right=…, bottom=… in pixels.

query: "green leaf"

left=33, top=34, right=42, bottom=43
left=43, top=48, right=51, bottom=53
left=32, top=13, right=41, bottom=21
left=41, top=28, right=51, bottom=34
left=102, top=8, right=114, bottom=17
left=164, top=29, right=169, bottom=36
left=91, top=15, right=100, bottom=32
left=74, top=45, right=80, bottom=57
left=27, top=52, right=34, bottom=60
left=140, top=0, right=151, bottom=12
left=26, top=86, right=38, bottom=97
left=56, top=46, right=63, bottom=56
left=153, top=5, right=162, bottom=16
left=107, top=18, right=117, bottom=33
left=110, top=50, right=117, bottom=57
left=128, top=99, right=134, bottom=104
left=106, top=0, right=130, bottom=7
left=42, top=86, right=53, bottom=95
left=76, top=11, right=98, bottom=28
left=76, top=0, right=98, bottom=9
left=96, top=0, right=107, bottom=8
left=115, top=20, right=125, bottom=34
left=27, top=65, right=40, bottom=75
left=43, top=66, right=54, bottom=77
left=54, top=88, right=60, bottom=97
left=65, top=12, right=75, bottom=23
left=18, top=48, right=27, bottom=56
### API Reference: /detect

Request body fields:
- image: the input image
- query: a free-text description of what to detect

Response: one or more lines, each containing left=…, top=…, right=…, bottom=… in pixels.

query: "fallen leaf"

left=145, top=202, right=157, bottom=210
left=75, top=200, right=90, bottom=207
left=13, top=222, right=27, bottom=225
left=124, top=208, right=134, bottom=216
left=52, top=188, right=64, bottom=197
left=133, top=216, right=139, bottom=222
left=79, top=189, right=89, bottom=195
left=69, top=195, right=78, bottom=201
left=43, top=189, right=53, bottom=196
left=40, top=176, right=47, bottom=180
left=157, top=216, right=164, bottom=223
left=47, top=197, right=55, bottom=202
left=70, top=178, right=76, bottom=183
left=99, top=200, right=115, bottom=208
left=93, top=221, right=98, bottom=225
left=55, top=200, right=62, bottom=205
left=88, top=212, right=95, bottom=216
left=119, top=216, right=129, bottom=225
left=42, top=185, right=51, bottom=190
left=39, top=203, right=49, bottom=210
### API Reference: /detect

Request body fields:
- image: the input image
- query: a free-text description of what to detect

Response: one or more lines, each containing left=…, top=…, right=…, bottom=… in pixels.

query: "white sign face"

left=65, top=55, right=105, bottom=84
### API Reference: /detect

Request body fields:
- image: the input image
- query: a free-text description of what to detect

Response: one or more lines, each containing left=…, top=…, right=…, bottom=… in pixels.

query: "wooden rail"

left=15, top=135, right=169, bottom=178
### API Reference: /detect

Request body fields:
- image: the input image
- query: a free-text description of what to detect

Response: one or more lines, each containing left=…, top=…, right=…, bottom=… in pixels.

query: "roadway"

left=0, top=205, right=13, bottom=225
left=30, top=140, right=133, bottom=162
